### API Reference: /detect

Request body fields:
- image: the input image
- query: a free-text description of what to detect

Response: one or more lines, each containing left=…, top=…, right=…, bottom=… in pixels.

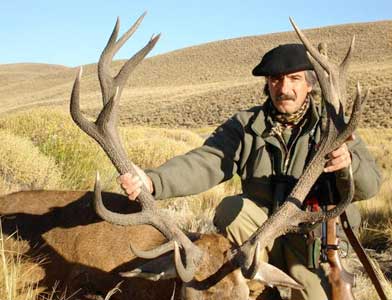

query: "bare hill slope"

left=1, top=20, right=391, bottom=128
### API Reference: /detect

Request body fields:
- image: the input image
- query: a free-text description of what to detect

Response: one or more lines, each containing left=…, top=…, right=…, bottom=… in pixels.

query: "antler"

left=70, top=13, right=202, bottom=283
left=234, top=18, right=368, bottom=278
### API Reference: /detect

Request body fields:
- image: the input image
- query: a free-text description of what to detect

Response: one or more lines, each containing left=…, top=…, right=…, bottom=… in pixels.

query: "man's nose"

left=278, top=77, right=291, bottom=94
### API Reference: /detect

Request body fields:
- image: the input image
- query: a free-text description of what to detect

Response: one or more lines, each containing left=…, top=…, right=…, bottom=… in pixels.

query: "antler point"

left=356, top=81, right=362, bottom=93
left=78, top=66, right=83, bottom=80
left=115, top=17, right=121, bottom=26
left=96, top=171, right=101, bottom=182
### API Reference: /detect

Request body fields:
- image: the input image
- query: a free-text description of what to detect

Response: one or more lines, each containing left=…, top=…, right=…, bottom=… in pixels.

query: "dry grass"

left=0, top=226, right=45, bottom=300
left=0, top=130, right=62, bottom=195
left=0, top=108, right=206, bottom=194
left=351, top=254, right=392, bottom=300
left=0, top=108, right=116, bottom=191
left=356, top=129, right=392, bottom=250
left=122, top=126, right=204, bottom=169
left=342, top=128, right=392, bottom=299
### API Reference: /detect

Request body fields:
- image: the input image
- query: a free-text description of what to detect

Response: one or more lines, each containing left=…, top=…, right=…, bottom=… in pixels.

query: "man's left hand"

left=324, top=134, right=355, bottom=173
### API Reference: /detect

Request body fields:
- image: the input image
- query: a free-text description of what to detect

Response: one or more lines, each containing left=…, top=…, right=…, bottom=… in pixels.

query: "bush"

left=0, top=130, right=62, bottom=195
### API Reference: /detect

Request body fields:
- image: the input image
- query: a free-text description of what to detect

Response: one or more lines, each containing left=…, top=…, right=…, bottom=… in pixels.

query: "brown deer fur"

left=0, top=190, right=252, bottom=300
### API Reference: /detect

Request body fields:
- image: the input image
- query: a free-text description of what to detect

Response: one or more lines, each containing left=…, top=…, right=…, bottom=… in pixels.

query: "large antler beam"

left=69, top=13, right=202, bottom=283
left=234, top=18, right=367, bottom=278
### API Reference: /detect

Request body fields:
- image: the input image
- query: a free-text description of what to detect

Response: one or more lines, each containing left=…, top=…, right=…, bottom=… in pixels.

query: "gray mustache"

left=276, top=94, right=296, bottom=101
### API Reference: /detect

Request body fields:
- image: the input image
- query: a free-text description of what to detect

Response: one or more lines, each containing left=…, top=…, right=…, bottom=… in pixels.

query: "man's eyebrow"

left=289, top=74, right=303, bottom=78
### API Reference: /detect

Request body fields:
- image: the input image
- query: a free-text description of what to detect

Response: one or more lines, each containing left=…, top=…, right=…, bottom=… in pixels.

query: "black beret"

left=252, top=43, right=314, bottom=77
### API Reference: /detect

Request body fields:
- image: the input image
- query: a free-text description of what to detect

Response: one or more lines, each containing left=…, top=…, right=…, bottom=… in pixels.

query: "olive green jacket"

left=147, top=99, right=382, bottom=208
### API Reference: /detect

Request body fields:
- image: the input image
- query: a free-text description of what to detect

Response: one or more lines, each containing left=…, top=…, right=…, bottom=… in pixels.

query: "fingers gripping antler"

left=70, top=14, right=202, bottom=283
left=234, top=19, right=367, bottom=279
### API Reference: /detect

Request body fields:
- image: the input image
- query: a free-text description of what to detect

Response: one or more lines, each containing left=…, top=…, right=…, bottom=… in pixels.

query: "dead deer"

left=0, top=13, right=365, bottom=300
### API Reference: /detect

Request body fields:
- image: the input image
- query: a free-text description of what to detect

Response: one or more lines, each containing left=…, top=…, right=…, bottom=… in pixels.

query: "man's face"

left=267, top=71, right=312, bottom=114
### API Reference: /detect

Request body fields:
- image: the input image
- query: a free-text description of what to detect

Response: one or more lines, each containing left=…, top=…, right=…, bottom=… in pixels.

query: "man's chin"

left=275, top=105, right=296, bottom=114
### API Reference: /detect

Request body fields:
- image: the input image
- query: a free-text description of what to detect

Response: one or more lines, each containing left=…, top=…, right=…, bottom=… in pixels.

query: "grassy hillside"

left=0, top=20, right=391, bottom=128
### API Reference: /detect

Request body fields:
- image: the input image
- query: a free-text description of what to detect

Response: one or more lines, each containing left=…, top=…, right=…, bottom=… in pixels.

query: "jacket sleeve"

left=145, top=116, right=245, bottom=200
left=335, top=134, right=382, bottom=201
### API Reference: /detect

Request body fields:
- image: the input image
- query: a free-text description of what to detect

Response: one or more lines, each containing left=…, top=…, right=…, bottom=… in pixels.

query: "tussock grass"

left=122, top=126, right=203, bottom=169
left=0, top=108, right=117, bottom=191
left=0, top=130, right=62, bottom=195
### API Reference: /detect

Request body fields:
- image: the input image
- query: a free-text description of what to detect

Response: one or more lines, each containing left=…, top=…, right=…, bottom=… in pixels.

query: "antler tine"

left=99, top=13, right=148, bottom=105
left=93, top=172, right=150, bottom=225
left=115, top=34, right=161, bottom=92
left=290, top=17, right=357, bottom=113
left=174, top=241, right=196, bottom=282
left=289, top=17, right=330, bottom=73
left=111, top=12, right=147, bottom=56
left=130, top=241, right=174, bottom=259
left=234, top=20, right=365, bottom=279
left=337, top=36, right=356, bottom=109
left=291, top=17, right=344, bottom=112
left=70, top=15, right=202, bottom=283
left=340, top=36, right=355, bottom=75
left=70, top=67, right=94, bottom=134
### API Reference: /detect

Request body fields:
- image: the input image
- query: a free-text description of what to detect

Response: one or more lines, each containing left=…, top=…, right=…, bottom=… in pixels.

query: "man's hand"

left=118, top=164, right=154, bottom=201
left=324, top=134, right=355, bottom=173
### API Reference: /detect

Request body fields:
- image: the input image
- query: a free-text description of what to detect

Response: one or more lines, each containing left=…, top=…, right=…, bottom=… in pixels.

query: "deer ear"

left=250, top=261, right=303, bottom=290
left=119, top=254, right=177, bottom=281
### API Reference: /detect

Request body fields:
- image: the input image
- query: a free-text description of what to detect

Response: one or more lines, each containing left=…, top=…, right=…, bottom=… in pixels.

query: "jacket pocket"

left=246, top=136, right=272, bottom=178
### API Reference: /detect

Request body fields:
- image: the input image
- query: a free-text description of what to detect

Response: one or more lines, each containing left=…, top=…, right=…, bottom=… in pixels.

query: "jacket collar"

left=250, top=96, right=321, bottom=139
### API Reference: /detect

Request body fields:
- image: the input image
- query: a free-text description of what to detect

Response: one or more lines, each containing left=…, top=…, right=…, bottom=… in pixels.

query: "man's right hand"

left=118, top=164, right=154, bottom=201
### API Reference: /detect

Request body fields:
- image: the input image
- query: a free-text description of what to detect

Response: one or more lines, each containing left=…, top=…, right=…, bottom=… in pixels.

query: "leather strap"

left=340, top=211, right=388, bottom=300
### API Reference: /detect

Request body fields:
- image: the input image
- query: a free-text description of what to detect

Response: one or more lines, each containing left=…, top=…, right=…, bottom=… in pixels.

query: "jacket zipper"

left=276, top=128, right=302, bottom=174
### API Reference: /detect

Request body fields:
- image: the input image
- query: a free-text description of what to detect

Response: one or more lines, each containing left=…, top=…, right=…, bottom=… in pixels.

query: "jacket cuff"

left=350, top=150, right=361, bottom=174
left=145, top=170, right=163, bottom=199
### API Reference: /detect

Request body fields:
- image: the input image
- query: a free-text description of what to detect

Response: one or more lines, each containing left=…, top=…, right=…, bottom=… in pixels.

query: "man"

left=119, top=44, right=382, bottom=299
